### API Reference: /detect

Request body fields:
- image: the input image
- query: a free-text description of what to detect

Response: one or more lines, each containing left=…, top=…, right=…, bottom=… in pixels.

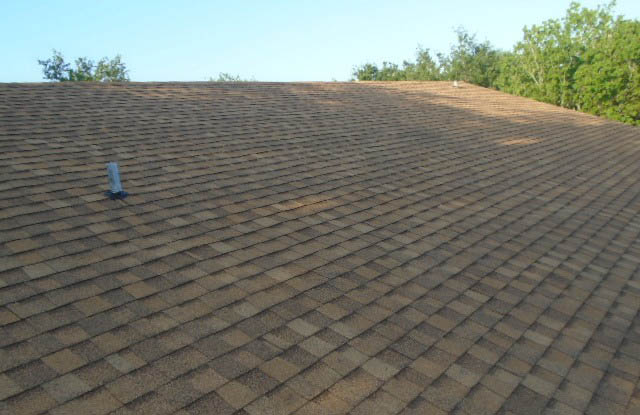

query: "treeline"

left=38, top=52, right=254, bottom=83
left=39, top=50, right=129, bottom=82
left=353, top=2, right=640, bottom=126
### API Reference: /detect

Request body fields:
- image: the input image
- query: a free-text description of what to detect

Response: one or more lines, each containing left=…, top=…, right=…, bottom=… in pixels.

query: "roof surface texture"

left=0, top=82, right=639, bottom=415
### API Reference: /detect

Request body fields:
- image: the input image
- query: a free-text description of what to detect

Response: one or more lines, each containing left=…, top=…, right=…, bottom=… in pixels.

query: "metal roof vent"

left=105, top=162, right=128, bottom=200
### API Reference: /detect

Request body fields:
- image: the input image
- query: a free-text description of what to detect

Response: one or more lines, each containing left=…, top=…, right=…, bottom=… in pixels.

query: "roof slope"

left=0, top=81, right=639, bottom=415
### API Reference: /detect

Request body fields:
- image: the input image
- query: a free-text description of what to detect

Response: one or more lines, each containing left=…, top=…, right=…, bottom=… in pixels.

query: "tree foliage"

left=352, top=30, right=501, bottom=86
left=573, top=19, right=640, bottom=124
left=497, top=2, right=616, bottom=108
left=38, top=50, right=129, bottom=82
left=353, top=47, right=442, bottom=81
left=210, top=72, right=254, bottom=82
left=440, top=28, right=503, bottom=87
left=353, top=2, right=639, bottom=126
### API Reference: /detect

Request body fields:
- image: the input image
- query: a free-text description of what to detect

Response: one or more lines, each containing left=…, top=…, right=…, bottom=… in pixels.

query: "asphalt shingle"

left=1, top=81, right=639, bottom=414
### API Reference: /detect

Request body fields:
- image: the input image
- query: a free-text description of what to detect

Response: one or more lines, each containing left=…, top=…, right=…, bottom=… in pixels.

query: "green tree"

left=210, top=72, right=254, bottom=82
left=352, top=63, right=380, bottom=81
left=403, top=48, right=442, bottom=80
left=352, top=61, right=409, bottom=81
left=352, top=33, right=502, bottom=85
left=497, top=2, right=616, bottom=108
left=352, top=47, right=442, bottom=81
left=351, top=1, right=639, bottom=126
left=440, top=28, right=503, bottom=87
left=574, top=19, right=640, bottom=124
left=38, top=50, right=129, bottom=82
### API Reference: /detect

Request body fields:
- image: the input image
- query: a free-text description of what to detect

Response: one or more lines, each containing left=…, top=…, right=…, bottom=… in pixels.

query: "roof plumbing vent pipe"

left=105, top=162, right=128, bottom=200
left=453, top=80, right=459, bottom=88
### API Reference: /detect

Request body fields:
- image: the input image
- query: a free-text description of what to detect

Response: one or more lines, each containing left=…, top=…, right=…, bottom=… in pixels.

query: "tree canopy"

left=353, top=2, right=639, bottom=126
left=209, top=73, right=254, bottom=82
left=352, top=29, right=502, bottom=87
left=38, top=50, right=129, bottom=82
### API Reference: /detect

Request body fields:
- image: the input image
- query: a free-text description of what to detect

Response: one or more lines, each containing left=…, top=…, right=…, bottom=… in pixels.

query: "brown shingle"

left=1, top=81, right=640, bottom=414
left=41, top=348, right=88, bottom=374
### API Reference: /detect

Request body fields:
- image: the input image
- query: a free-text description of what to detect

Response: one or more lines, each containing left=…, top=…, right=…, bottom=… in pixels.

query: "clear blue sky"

left=2, top=0, right=639, bottom=82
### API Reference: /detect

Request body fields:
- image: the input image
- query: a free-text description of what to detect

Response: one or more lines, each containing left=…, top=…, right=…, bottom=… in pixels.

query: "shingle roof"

left=1, top=81, right=639, bottom=415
